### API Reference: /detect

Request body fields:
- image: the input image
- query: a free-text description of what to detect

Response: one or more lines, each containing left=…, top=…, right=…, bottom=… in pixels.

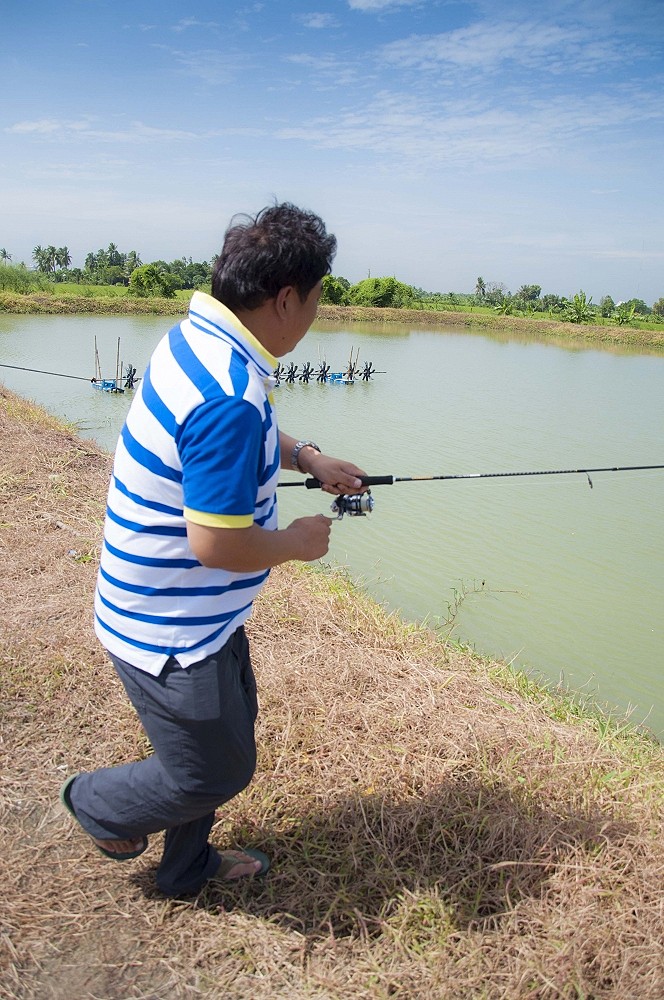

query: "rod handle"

left=303, top=475, right=394, bottom=489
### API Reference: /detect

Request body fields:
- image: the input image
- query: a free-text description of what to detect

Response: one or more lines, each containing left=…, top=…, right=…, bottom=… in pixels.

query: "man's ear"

left=274, top=285, right=294, bottom=317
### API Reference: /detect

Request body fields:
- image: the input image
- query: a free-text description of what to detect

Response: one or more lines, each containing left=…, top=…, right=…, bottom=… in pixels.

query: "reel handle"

left=303, top=475, right=394, bottom=489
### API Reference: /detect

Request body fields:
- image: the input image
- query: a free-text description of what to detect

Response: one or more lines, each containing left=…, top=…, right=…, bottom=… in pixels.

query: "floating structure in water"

left=91, top=337, right=138, bottom=393
left=0, top=345, right=139, bottom=394
left=1, top=347, right=373, bottom=394
left=274, top=356, right=379, bottom=385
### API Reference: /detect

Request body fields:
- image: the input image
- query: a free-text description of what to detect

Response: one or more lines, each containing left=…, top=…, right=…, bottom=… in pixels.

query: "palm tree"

left=475, top=276, right=486, bottom=300
left=56, top=246, right=72, bottom=270
left=106, top=242, right=121, bottom=267
left=32, top=245, right=46, bottom=271
left=44, top=245, right=58, bottom=273
left=123, top=249, right=142, bottom=283
left=0, top=248, right=11, bottom=264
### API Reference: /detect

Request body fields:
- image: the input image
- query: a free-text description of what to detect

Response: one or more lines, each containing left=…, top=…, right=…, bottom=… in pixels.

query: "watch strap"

left=291, top=440, right=321, bottom=472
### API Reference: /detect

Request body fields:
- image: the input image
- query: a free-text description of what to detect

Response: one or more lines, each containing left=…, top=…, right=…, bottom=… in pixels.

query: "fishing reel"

left=330, top=490, right=374, bottom=519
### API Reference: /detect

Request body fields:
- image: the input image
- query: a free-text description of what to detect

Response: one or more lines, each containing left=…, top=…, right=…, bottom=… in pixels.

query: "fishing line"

left=0, top=362, right=94, bottom=382
left=0, top=361, right=141, bottom=386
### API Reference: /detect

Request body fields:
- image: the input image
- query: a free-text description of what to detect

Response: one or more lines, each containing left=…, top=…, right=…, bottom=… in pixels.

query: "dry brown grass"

left=1, top=385, right=663, bottom=999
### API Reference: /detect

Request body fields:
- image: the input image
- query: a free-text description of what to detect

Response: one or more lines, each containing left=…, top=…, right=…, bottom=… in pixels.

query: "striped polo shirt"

left=94, top=291, right=279, bottom=676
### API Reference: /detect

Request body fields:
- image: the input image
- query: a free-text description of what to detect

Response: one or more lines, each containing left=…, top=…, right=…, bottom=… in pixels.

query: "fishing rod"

left=278, top=464, right=664, bottom=518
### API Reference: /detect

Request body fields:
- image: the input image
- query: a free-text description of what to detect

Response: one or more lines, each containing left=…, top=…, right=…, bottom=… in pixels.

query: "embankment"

left=2, top=291, right=663, bottom=350
left=1, top=386, right=663, bottom=999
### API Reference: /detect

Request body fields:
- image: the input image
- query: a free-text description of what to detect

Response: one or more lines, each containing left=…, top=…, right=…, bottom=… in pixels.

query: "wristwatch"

left=291, top=440, right=321, bottom=472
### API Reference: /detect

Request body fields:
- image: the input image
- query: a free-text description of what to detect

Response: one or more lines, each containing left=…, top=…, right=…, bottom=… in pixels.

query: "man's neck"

left=234, top=303, right=281, bottom=357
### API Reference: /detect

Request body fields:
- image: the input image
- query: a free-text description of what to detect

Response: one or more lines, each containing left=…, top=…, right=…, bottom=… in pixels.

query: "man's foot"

left=92, top=835, right=147, bottom=855
left=211, top=849, right=270, bottom=882
left=59, top=775, right=149, bottom=861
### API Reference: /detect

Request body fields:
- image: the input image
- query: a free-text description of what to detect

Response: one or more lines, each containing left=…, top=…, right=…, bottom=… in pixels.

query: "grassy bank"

left=1, top=386, right=663, bottom=999
left=2, top=291, right=663, bottom=349
left=0, top=290, right=188, bottom=316
left=317, top=304, right=664, bottom=351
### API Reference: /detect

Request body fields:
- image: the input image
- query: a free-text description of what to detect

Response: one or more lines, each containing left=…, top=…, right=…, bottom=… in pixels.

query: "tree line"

left=0, top=243, right=212, bottom=298
left=321, top=275, right=664, bottom=324
left=1, top=243, right=662, bottom=319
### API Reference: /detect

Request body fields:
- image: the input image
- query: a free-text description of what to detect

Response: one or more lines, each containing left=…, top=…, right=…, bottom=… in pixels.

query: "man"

left=60, top=203, right=366, bottom=896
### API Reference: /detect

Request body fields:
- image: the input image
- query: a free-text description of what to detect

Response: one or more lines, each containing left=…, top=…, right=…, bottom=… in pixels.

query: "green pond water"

left=1, top=312, right=663, bottom=738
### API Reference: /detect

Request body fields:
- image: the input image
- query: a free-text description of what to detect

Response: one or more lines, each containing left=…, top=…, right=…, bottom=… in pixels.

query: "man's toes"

left=94, top=836, right=144, bottom=854
left=226, top=859, right=262, bottom=879
left=213, top=850, right=267, bottom=881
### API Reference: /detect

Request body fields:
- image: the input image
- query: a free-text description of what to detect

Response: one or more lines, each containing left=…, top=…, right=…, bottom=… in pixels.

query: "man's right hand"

left=286, top=514, right=333, bottom=561
left=187, top=514, right=333, bottom=571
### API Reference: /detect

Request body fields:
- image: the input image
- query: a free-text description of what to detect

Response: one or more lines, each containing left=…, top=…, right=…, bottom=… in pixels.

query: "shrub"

left=0, top=264, right=49, bottom=294
left=128, top=263, right=178, bottom=298
left=348, top=276, right=416, bottom=309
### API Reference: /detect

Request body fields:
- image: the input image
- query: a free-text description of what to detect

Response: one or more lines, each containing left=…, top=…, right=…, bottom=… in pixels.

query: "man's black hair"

left=211, top=202, right=337, bottom=312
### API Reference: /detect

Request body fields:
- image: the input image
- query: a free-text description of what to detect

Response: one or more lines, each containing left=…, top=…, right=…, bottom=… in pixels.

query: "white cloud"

left=284, top=52, right=366, bottom=88
left=7, top=119, right=93, bottom=135
left=348, top=0, right=420, bottom=10
left=171, top=17, right=219, bottom=32
left=158, top=47, right=249, bottom=85
left=5, top=118, right=201, bottom=143
left=27, top=159, right=130, bottom=181
left=297, top=12, right=338, bottom=29
left=275, top=86, right=662, bottom=169
left=381, top=19, right=631, bottom=75
left=286, top=54, right=339, bottom=68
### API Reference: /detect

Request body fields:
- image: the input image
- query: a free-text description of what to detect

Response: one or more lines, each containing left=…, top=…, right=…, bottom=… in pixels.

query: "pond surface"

left=2, top=312, right=663, bottom=738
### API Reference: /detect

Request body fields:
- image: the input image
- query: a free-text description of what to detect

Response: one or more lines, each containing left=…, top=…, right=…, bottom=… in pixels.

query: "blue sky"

left=2, top=0, right=663, bottom=303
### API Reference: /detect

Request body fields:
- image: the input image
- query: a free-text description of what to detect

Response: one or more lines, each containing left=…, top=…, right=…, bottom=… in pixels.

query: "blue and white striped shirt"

left=94, top=292, right=279, bottom=675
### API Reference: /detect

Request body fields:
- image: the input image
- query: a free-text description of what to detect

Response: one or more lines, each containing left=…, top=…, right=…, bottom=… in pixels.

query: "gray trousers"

left=69, top=626, right=258, bottom=896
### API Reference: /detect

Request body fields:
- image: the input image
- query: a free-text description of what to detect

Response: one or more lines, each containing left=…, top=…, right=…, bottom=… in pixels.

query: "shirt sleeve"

left=178, top=395, right=263, bottom=526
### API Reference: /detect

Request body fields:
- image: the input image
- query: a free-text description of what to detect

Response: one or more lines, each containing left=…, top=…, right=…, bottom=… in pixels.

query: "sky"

left=2, top=0, right=663, bottom=303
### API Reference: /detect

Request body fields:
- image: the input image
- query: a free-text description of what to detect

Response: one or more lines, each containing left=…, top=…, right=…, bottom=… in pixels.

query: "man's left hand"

left=304, top=452, right=368, bottom=496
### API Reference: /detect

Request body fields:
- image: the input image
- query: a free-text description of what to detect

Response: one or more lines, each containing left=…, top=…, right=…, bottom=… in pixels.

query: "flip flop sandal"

left=59, top=774, right=148, bottom=861
left=213, top=848, right=270, bottom=881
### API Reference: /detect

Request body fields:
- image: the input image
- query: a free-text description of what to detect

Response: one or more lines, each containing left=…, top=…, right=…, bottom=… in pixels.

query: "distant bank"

left=1, top=291, right=663, bottom=351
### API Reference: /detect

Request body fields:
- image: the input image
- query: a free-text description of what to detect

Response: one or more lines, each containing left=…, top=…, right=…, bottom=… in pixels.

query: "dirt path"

left=1, top=386, right=663, bottom=999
